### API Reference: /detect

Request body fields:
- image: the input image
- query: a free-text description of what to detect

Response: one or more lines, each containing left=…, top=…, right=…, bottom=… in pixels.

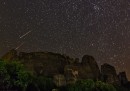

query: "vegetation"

left=63, top=79, right=116, bottom=91
left=0, top=59, right=55, bottom=91
left=0, top=59, right=32, bottom=91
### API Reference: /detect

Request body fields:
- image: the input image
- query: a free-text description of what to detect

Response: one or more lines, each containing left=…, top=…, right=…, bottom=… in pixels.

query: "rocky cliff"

left=1, top=50, right=100, bottom=85
left=2, top=49, right=74, bottom=77
left=64, top=55, right=100, bottom=84
left=1, top=49, right=129, bottom=87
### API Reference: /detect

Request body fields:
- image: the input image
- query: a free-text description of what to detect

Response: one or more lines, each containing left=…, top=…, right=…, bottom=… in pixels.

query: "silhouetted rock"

left=81, top=55, right=100, bottom=80
left=1, top=50, right=100, bottom=81
left=1, top=49, right=129, bottom=88
left=101, top=63, right=120, bottom=85
left=118, top=72, right=128, bottom=85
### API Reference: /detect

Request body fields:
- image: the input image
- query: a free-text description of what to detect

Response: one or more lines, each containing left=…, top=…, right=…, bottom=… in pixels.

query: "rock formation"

left=1, top=49, right=129, bottom=86
left=1, top=50, right=100, bottom=81
left=2, top=49, right=73, bottom=77
left=101, top=63, right=120, bottom=85
left=81, top=55, right=100, bottom=80
left=63, top=55, right=100, bottom=84
left=118, top=72, right=128, bottom=85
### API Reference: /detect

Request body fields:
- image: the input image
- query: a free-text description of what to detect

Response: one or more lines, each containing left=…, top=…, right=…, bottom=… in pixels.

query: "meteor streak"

left=20, top=30, right=32, bottom=39
left=15, top=42, right=24, bottom=50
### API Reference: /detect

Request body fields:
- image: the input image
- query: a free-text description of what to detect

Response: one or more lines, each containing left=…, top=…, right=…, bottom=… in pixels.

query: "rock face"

left=101, top=63, right=120, bottom=85
left=2, top=49, right=73, bottom=77
left=118, top=72, right=128, bottom=85
left=1, top=50, right=100, bottom=81
left=81, top=55, right=100, bottom=80
left=2, top=49, right=129, bottom=86
left=18, top=52, right=74, bottom=77
left=64, top=55, right=100, bottom=84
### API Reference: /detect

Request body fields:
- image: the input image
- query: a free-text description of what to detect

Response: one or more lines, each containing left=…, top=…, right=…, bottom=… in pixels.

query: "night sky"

left=0, top=0, right=130, bottom=79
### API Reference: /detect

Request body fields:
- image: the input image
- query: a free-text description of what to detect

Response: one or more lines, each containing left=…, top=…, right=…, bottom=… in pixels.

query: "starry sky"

left=0, top=0, right=130, bottom=79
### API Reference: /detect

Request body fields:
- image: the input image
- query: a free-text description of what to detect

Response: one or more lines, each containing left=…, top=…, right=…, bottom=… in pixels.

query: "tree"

left=95, top=81, right=116, bottom=91
left=0, top=60, right=10, bottom=90
left=66, top=79, right=95, bottom=91
left=77, top=79, right=95, bottom=91
left=0, top=60, right=32, bottom=91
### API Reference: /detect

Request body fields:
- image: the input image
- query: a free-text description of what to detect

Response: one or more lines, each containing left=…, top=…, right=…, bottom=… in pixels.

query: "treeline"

left=0, top=59, right=127, bottom=91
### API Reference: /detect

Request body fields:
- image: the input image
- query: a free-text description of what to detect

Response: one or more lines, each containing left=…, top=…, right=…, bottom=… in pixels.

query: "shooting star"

left=20, top=30, right=32, bottom=39
left=15, top=42, right=24, bottom=50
